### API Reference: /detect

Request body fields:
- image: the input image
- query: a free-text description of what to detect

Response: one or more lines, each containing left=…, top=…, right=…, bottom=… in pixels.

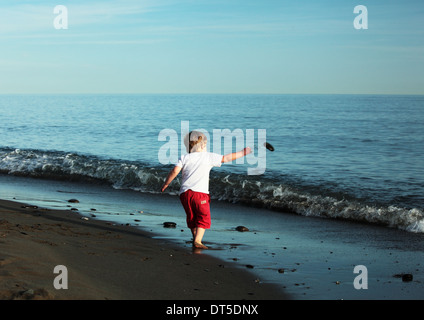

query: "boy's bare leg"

left=193, top=227, right=207, bottom=249
left=191, top=228, right=197, bottom=240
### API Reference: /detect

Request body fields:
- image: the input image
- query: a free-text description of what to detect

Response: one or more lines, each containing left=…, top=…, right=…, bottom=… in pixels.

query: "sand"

left=0, top=199, right=288, bottom=300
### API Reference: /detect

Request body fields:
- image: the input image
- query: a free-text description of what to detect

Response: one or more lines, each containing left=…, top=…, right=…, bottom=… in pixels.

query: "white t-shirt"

left=176, top=151, right=223, bottom=195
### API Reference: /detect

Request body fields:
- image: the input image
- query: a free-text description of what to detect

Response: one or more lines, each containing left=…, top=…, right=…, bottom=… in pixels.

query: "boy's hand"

left=161, top=166, right=181, bottom=193
left=244, top=147, right=252, bottom=155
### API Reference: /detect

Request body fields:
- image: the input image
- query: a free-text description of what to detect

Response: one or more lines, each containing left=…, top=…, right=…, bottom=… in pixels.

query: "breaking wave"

left=1, top=147, right=423, bottom=233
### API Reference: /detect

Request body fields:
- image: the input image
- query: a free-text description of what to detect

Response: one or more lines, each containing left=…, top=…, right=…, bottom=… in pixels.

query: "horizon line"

left=1, top=92, right=423, bottom=96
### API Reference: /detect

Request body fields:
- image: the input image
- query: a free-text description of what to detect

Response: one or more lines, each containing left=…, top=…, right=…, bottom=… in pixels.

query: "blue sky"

left=0, top=0, right=423, bottom=94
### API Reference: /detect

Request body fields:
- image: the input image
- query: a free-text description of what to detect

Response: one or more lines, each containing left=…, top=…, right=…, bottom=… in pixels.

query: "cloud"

left=0, top=1, right=154, bottom=35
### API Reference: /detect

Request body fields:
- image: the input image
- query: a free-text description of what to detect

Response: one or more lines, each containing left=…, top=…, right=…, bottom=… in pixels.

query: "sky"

left=0, top=0, right=423, bottom=94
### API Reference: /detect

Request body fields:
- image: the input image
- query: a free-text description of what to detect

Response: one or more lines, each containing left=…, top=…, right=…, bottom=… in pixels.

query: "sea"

left=1, top=94, right=424, bottom=299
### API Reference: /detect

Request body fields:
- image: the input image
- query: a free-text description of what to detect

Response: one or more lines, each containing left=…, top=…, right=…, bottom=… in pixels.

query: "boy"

left=161, top=131, right=251, bottom=249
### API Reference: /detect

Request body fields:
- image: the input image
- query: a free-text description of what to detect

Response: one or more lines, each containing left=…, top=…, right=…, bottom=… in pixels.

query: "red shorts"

left=179, top=189, right=211, bottom=229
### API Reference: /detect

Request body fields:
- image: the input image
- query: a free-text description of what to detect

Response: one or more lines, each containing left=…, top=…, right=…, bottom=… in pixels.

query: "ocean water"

left=1, top=94, right=423, bottom=232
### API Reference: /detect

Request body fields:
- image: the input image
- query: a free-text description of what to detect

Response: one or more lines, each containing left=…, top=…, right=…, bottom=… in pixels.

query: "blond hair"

left=184, top=131, right=207, bottom=153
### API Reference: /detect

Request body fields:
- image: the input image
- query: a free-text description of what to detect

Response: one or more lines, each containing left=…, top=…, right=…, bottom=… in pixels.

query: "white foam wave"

left=1, top=147, right=423, bottom=233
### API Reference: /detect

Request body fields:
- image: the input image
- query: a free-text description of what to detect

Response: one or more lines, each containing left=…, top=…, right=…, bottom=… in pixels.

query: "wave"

left=1, top=147, right=423, bottom=233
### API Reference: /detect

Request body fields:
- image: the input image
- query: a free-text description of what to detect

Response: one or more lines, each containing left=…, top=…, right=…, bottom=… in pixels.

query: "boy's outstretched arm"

left=161, top=166, right=182, bottom=192
left=222, top=147, right=252, bottom=163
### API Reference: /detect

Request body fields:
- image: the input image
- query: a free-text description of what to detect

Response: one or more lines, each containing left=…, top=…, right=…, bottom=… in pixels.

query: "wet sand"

left=0, top=199, right=288, bottom=300
left=1, top=175, right=424, bottom=301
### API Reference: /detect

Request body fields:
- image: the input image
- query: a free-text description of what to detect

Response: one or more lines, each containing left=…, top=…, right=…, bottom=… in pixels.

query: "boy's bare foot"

left=193, top=242, right=208, bottom=249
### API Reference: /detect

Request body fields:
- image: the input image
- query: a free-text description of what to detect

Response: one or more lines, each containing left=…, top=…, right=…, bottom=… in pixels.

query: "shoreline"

left=1, top=174, right=424, bottom=300
left=0, top=198, right=289, bottom=300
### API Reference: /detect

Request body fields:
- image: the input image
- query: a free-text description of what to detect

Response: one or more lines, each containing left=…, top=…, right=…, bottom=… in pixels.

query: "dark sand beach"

left=0, top=198, right=288, bottom=300
left=1, top=175, right=424, bottom=301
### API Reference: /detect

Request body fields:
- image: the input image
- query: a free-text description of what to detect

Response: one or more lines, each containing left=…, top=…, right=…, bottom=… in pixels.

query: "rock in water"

left=68, top=199, right=79, bottom=203
left=236, top=226, right=249, bottom=232
left=393, top=273, right=414, bottom=282
left=163, top=222, right=177, bottom=228
left=264, top=142, right=275, bottom=151
left=402, top=274, right=413, bottom=282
